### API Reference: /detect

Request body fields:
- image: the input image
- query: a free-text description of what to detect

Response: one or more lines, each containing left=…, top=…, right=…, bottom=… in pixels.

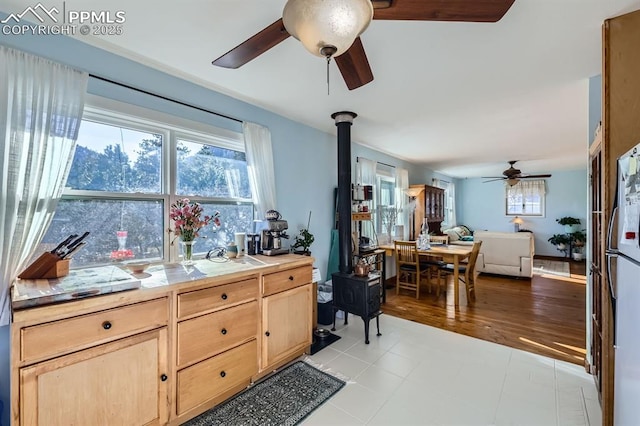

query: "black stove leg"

left=376, top=315, right=381, bottom=337
left=331, top=307, right=337, bottom=332
left=344, top=311, right=349, bottom=325
left=363, top=317, right=370, bottom=344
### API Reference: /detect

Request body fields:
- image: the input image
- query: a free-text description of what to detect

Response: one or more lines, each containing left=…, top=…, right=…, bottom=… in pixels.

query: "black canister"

left=247, top=233, right=260, bottom=255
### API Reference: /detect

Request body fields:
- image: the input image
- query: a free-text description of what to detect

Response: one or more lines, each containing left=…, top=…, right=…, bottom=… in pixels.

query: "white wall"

left=457, top=169, right=589, bottom=256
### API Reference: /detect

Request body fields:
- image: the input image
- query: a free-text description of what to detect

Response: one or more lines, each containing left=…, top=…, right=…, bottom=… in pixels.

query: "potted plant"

left=556, top=216, right=581, bottom=233
left=570, top=230, right=587, bottom=247
left=548, top=234, right=570, bottom=250
left=291, top=228, right=314, bottom=256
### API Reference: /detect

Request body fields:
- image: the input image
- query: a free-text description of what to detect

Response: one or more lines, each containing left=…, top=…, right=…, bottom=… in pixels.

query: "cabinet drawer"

left=21, top=298, right=167, bottom=363
left=262, top=266, right=312, bottom=297
left=177, top=339, right=257, bottom=415
left=177, top=277, right=258, bottom=319
left=177, top=301, right=258, bottom=367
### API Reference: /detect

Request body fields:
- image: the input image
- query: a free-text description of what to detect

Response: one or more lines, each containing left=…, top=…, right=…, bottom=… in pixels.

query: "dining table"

left=379, top=243, right=473, bottom=306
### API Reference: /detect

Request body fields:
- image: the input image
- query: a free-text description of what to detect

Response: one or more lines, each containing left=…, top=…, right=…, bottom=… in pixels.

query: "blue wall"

left=589, top=74, right=602, bottom=145
left=457, top=169, right=588, bottom=256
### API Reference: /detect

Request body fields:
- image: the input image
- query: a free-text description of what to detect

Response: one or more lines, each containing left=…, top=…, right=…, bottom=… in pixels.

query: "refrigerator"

left=607, top=143, right=640, bottom=425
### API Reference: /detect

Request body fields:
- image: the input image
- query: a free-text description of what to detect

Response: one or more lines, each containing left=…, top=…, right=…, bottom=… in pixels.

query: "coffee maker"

left=261, top=220, right=289, bottom=256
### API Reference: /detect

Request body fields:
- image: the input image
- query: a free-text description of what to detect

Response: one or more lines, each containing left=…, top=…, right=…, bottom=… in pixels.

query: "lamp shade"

left=282, top=0, right=373, bottom=57
left=403, top=187, right=424, bottom=198
left=510, top=216, right=524, bottom=225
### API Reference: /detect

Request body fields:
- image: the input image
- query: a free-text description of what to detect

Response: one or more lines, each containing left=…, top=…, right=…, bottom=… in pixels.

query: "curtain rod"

left=356, top=156, right=395, bottom=168
left=89, top=74, right=243, bottom=124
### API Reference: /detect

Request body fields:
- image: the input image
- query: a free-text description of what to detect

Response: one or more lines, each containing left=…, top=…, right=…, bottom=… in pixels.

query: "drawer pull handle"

left=102, top=321, right=112, bottom=330
left=265, top=331, right=270, bottom=337
left=220, top=371, right=226, bottom=378
left=160, top=374, right=168, bottom=382
left=288, top=276, right=294, bottom=281
left=221, top=328, right=227, bottom=335
left=221, top=293, right=228, bottom=300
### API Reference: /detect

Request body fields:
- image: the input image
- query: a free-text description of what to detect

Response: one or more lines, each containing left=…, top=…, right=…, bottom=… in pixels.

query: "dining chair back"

left=394, top=240, right=421, bottom=299
left=437, top=241, right=482, bottom=302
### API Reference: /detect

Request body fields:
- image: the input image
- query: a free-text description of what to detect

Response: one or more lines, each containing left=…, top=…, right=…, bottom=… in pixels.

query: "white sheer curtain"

left=243, top=122, right=277, bottom=220
left=512, top=179, right=546, bottom=197
left=355, top=157, right=376, bottom=186
left=395, top=168, right=409, bottom=239
left=433, top=178, right=456, bottom=229
left=0, top=46, right=88, bottom=325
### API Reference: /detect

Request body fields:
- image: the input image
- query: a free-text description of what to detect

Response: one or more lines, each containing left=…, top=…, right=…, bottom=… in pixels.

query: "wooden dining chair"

left=394, top=240, right=426, bottom=299
left=429, top=235, right=449, bottom=245
left=437, top=241, right=482, bottom=302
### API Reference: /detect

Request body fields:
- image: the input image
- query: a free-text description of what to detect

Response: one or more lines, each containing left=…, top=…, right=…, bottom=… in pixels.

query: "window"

left=505, top=180, right=546, bottom=217
left=41, top=98, right=253, bottom=267
left=433, top=178, right=456, bottom=228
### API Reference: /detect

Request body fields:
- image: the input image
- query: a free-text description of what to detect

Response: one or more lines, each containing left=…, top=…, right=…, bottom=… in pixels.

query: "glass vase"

left=180, top=240, right=196, bottom=265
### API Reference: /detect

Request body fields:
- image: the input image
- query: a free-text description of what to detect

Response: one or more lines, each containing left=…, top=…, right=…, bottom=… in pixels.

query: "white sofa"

left=473, top=231, right=534, bottom=278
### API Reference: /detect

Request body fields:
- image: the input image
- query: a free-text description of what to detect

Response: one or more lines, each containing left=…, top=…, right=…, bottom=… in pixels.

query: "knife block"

left=18, top=253, right=70, bottom=279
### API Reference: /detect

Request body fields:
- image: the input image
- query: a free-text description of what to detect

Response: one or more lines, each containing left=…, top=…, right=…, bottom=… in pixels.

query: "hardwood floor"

left=381, top=257, right=587, bottom=365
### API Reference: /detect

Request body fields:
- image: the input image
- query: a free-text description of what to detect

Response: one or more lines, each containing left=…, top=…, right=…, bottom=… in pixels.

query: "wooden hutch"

left=410, top=184, right=445, bottom=239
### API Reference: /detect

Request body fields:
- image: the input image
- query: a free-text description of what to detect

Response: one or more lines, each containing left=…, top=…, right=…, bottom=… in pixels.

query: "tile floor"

left=303, top=314, right=601, bottom=426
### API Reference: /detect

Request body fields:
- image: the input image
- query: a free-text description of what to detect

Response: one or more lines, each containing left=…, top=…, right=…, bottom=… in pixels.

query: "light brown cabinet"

left=410, top=184, right=445, bottom=238
left=260, top=265, right=312, bottom=373
left=17, top=300, right=169, bottom=426
left=11, top=255, right=314, bottom=426
left=598, top=9, right=640, bottom=424
left=174, top=277, right=259, bottom=420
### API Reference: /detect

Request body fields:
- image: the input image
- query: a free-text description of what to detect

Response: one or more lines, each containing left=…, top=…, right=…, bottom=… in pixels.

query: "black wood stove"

left=331, top=272, right=381, bottom=344
left=329, top=111, right=382, bottom=344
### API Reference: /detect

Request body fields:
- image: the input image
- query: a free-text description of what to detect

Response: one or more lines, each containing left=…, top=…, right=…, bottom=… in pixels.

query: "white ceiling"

left=4, top=0, right=640, bottom=178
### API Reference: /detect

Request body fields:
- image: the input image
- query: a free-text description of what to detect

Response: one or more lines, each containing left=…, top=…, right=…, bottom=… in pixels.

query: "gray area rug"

left=533, top=259, right=571, bottom=277
left=182, top=361, right=345, bottom=426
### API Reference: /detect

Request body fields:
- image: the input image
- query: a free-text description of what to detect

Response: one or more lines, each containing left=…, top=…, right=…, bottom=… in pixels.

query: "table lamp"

left=510, top=216, right=524, bottom=232
left=403, top=187, right=424, bottom=240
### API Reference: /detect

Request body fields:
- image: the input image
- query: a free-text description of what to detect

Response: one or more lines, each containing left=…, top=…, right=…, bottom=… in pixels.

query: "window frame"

left=56, top=95, right=252, bottom=265
left=504, top=181, right=546, bottom=217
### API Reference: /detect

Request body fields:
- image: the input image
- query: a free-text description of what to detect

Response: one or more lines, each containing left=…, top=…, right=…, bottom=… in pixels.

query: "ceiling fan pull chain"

left=326, top=55, right=331, bottom=95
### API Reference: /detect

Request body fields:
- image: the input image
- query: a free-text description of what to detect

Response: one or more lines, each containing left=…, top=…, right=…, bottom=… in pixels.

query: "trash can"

left=317, top=282, right=333, bottom=325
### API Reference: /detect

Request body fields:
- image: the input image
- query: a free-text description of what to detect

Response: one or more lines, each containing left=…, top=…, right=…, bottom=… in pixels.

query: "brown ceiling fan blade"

left=520, top=174, right=552, bottom=179
left=483, top=178, right=506, bottom=183
left=481, top=176, right=505, bottom=179
left=373, top=0, right=516, bottom=22
left=335, top=37, right=374, bottom=90
left=212, top=19, right=290, bottom=69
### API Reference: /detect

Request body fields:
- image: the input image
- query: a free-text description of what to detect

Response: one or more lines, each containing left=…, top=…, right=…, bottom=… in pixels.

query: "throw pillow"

left=459, top=225, right=473, bottom=236
left=460, top=236, right=474, bottom=241
left=443, top=228, right=460, bottom=242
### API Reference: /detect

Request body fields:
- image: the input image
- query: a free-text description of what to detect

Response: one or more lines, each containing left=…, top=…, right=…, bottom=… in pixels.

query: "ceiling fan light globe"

left=283, top=0, right=373, bottom=57
left=507, top=178, right=519, bottom=186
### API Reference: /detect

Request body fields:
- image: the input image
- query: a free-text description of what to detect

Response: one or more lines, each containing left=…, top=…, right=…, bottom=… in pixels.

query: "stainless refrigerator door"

left=617, top=150, right=640, bottom=263
left=614, top=255, right=640, bottom=425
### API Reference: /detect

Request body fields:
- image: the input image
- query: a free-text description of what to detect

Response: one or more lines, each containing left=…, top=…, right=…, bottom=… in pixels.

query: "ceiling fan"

left=212, top=0, right=516, bottom=90
left=482, top=161, right=552, bottom=186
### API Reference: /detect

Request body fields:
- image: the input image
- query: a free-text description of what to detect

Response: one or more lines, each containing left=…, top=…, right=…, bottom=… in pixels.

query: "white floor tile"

left=352, top=364, right=404, bottom=398
left=328, top=383, right=388, bottom=423
left=301, top=401, right=364, bottom=425
left=301, top=314, right=601, bottom=426
left=324, top=352, right=371, bottom=379
left=373, top=351, right=421, bottom=378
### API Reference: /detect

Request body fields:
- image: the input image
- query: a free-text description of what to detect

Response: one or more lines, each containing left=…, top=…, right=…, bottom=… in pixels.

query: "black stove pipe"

left=332, top=111, right=357, bottom=275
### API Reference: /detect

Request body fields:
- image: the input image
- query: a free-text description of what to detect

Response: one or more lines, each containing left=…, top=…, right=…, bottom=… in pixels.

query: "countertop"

left=12, top=254, right=313, bottom=310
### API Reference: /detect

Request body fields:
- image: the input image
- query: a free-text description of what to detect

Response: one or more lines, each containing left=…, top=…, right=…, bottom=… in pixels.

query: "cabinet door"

left=261, top=284, right=312, bottom=369
left=20, top=328, right=168, bottom=426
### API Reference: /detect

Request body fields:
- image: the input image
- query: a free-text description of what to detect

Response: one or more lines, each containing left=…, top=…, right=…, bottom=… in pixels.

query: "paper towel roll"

left=234, top=232, right=246, bottom=257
